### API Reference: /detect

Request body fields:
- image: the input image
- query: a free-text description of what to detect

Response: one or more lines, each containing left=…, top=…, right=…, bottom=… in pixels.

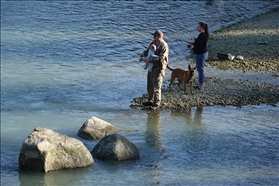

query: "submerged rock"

left=18, top=127, right=94, bottom=172
left=78, top=116, right=122, bottom=140
left=92, top=134, right=140, bottom=161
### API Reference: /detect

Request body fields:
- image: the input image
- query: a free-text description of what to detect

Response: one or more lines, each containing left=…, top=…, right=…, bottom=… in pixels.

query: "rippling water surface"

left=1, top=1, right=279, bottom=185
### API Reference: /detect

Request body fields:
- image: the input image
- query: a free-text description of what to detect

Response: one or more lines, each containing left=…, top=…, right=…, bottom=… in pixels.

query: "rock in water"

left=18, top=127, right=94, bottom=172
left=78, top=116, right=122, bottom=140
left=92, top=134, right=140, bottom=160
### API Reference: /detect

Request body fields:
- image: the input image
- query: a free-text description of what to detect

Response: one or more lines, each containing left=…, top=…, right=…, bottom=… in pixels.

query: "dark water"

left=1, top=1, right=279, bottom=185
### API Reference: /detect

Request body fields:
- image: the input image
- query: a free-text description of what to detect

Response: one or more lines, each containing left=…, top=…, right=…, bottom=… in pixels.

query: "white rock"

left=78, top=116, right=122, bottom=139
left=236, top=55, right=244, bottom=60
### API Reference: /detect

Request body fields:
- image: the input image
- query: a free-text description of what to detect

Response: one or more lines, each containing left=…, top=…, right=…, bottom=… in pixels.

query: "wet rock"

left=92, top=134, right=140, bottom=161
left=18, top=127, right=94, bottom=172
left=78, top=116, right=122, bottom=140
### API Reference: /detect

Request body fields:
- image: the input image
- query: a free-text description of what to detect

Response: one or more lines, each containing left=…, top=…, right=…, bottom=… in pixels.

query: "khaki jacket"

left=144, top=39, right=169, bottom=70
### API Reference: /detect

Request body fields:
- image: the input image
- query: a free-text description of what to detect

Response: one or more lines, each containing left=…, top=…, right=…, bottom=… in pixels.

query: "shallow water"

left=1, top=1, right=279, bottom=185
left=1, top=106, right=279, bottom=185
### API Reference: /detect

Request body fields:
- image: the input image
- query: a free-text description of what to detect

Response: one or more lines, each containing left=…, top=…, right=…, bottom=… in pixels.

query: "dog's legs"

left=183, top=82, right=187, bottom=93
left=178, top=79, right=182, bottom=90
left=190, top=81, right=194, bottom=94
left=168, top=83, right=172, bottom=91
left=169, top=78, right=174, bottom=91
left=169, top=73, right=177, bottom=91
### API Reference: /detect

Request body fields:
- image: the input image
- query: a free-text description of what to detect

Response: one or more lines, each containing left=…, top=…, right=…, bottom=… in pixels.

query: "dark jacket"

left=193, top=32, right=208, bottom=55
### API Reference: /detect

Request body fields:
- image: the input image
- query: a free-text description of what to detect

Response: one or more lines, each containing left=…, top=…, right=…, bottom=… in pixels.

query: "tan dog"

left=167, top=64, right=196, bottom=94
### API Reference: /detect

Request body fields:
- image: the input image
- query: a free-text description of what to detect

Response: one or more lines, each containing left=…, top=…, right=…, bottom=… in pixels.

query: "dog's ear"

left=188, top=64, right=191, bottom=70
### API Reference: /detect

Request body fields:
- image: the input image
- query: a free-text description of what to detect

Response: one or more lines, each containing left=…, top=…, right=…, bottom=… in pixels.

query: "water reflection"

left=193, top=106, right=203, bottom=124
left=18, top=167, right=90, bottom=186
left=171, top=107, right=210, bottom=154
left=145, top=110, right=162, bottom=148
left=187, top=107, right=210, bottom=154
left=170, top=107, right=203, bottom=125
left=142, top=110, right=165, bottom=170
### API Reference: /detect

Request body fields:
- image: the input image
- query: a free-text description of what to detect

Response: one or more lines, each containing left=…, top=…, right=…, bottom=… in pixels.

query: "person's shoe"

left=194, top=85, right=204, bottom=91
left=143, top=102, right=153, bottom=106
left=149, top=106, right=158, bottom=110
left=149, top=104, right=159, bottom=110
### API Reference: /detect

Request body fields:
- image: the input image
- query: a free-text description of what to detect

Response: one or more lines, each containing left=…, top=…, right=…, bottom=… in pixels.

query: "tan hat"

left=151, top=30, right=163, bottom=37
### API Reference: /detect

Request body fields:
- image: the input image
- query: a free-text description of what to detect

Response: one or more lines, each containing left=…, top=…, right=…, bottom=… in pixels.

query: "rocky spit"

left=131, top=77, right=279, bottom=109
left=131, top=8, right=279, bottom=110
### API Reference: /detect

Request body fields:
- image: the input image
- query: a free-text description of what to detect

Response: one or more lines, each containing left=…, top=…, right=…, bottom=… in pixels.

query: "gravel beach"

left=131, top=8, right=279, bottom=110
left=205, top=7, right=279, bottom=75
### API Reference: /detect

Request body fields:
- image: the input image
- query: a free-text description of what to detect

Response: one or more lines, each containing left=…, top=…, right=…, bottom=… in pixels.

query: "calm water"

left=1, top=1, right=279, bottom=185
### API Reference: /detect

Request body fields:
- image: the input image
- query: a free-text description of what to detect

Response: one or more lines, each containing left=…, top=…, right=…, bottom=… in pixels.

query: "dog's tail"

left=167, top=65, right=174, bottom=71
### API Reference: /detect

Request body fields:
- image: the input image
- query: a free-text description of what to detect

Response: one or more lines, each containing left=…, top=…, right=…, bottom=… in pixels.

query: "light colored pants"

left=147, top=67, right=165, bottom=106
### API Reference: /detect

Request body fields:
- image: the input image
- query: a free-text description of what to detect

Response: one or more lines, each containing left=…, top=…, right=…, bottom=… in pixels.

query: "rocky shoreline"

left=204, top=7, right=279, bottom=75
left=131, top=8, right=279, bottom=110
left=131, top=77, right=279, bottom=109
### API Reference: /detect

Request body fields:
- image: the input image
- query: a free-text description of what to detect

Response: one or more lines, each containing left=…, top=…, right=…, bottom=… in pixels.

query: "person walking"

left=190, top=22, right=209, bottom=91
left=141, top=30, right=169, bottom=110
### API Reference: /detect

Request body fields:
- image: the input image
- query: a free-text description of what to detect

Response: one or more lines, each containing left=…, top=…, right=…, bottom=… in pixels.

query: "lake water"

left=1, top=1, right=279, bottom=185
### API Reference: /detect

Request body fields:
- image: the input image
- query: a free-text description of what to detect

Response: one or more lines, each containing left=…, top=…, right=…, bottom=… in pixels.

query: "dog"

left=167, top=64, right=196, bottom=94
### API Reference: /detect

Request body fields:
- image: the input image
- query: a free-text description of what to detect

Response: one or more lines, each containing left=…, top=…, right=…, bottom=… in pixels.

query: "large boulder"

left=92, top=134, right=140, bottom=160
left=18, top=127, right=94, bottom=172
left=77, top=116, right=122, bottom=140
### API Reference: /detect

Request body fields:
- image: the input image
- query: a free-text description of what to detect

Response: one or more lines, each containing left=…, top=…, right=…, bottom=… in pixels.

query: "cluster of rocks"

left=19, top=117, right=140, bottom=172
left=130, top=77, right=279, bottom=110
